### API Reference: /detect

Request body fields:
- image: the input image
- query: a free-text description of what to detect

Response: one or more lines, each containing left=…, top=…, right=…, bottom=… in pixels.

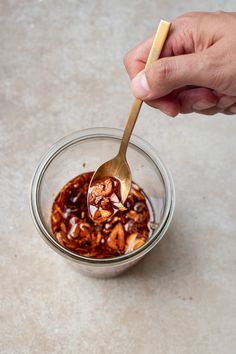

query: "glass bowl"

left=30, top=128, right=175, bottom=277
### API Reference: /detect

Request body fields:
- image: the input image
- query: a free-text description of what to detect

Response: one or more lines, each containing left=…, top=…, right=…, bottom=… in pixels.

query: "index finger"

left=123, top=20, right=189, bottom=79
left=123, top=35, right=155, bottom=79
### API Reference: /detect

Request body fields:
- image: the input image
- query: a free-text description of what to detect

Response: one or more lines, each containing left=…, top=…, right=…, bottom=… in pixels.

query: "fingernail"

left=217, top=96, right=236, bottom=109
left=229, top=104, right=236, bottom=113
left=161, top=108, right=177, bottom=117
left=192, top=100, right=215, bottom=111
left=131, top=72, right=150, bottom=99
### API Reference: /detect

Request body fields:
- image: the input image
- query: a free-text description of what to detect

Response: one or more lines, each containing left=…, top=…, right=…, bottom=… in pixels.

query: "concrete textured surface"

left=0, top=1, right=236, bottom=353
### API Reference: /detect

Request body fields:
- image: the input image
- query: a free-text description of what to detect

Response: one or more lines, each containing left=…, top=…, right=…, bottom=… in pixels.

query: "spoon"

left=89, top=20, right=171, bottom=208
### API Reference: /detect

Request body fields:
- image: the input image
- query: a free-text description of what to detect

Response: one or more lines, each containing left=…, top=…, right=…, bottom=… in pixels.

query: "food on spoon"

left=88, top=177, right=127, bottom=223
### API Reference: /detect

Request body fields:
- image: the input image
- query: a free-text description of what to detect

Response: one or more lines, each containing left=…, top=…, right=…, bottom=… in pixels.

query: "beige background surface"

left=0, top=1, right=236, bottom=353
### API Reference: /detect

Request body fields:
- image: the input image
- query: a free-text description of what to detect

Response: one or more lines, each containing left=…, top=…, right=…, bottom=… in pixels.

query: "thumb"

left=131, top=52, right=213, bottom=100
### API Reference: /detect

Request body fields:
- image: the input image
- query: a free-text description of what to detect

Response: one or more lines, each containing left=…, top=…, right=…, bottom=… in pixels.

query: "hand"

left=124, top=12, right=236, bottom=117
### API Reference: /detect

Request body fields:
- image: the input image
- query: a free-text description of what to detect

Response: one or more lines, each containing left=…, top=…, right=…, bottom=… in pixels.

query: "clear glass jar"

left=30, top=128, right=175, bottom=277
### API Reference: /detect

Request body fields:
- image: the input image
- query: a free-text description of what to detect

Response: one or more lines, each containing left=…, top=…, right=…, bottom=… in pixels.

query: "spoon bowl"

left=90, top=154, right=131, bottom=203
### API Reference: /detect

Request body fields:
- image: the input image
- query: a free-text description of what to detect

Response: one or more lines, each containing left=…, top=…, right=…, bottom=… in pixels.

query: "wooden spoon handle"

left=119, top=20, right=171, bottom=158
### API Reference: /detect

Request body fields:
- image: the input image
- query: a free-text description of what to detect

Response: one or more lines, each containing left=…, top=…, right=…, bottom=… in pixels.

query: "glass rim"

left=30, top=127, right=175, bottom=265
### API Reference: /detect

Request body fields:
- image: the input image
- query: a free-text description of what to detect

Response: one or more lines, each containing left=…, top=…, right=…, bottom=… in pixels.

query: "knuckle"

left=212, top=71, right=226, bottom=92
left=203, top=51, right=234, bottom=94
left=214, top=10, right=226, bottom=16
left=201, top=52, right=222, bottom=88
left=214, top=10, right=235, bottom=23
left=174, top=15, right=190, bottom=28
left=217, top=72, right=235, bottom=94
left=176, top=11, right=199, bottom=23
left=123, top=51, right=130, bottom=68
left=123, top=49, right=134, bottom=69
left=155, top=60, right=172, bottom=83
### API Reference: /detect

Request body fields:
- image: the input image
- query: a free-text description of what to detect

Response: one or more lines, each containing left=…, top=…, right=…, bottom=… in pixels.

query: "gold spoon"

left=89, top=20, right=171, bottom=206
